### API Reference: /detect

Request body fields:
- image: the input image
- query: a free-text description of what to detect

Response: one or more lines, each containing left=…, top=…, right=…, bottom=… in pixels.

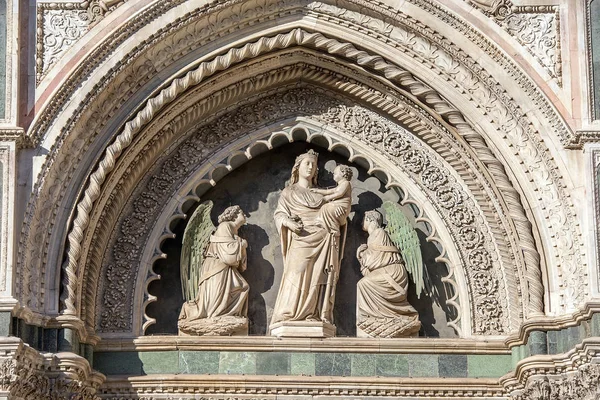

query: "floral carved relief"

left=502, top=9, right=561, bottom=84
left=99, top=88, right=508, bottom=335
left=40, top=10, right=90, bottom=78
left=512, top=363, right=600, bottom=400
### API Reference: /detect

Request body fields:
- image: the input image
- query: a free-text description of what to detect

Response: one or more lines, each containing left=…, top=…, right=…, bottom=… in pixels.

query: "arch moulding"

left=15, top=0, right=584, bottom=341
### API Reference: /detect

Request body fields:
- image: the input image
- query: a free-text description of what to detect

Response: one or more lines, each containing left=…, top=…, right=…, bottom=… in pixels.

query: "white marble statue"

left=178, top=203, right=249, bottom=336
left=269, top=150, right=352, bottom=337
left=356, top=210, right=421, bottom=338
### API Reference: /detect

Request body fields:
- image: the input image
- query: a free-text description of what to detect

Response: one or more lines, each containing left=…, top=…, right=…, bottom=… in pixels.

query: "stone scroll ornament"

left=356, top=202, right=429, bottom=338
left=178, top=202, right=249, bottom=336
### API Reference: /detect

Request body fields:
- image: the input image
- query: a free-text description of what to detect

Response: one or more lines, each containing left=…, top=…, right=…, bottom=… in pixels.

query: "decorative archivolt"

left=17, top=0, right=582, bottom=330
left=62, top=29, right=542, bottom=332
left=67, top=50, right=546, bottom=338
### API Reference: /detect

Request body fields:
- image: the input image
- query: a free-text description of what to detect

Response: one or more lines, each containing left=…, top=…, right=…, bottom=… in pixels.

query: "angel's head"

left=218, top=205, right=246, bottom=228
left=363, top=210, right=383, bottom=232
left=289, top=149, right=319, bottom=186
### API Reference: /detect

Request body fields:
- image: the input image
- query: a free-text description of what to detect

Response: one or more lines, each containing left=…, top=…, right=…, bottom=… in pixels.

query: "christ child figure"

left=311, top=164, right=353, bottom=234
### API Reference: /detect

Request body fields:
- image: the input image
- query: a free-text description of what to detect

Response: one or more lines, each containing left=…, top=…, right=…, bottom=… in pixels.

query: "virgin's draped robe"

left=179, top=222, right=249, bottom=324
left=356, top=227, right=420, bottom=336
left=271, top=183, right=347, bottom=324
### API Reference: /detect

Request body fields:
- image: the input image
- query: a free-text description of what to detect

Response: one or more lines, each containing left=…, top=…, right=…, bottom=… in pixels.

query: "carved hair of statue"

left=336, top=164, right=353, bottom=180
left=289, top=149, right=319, bottom=186
left=217, top=205, right=243, bottom=223
left=364, top=210, right=383, bottom=227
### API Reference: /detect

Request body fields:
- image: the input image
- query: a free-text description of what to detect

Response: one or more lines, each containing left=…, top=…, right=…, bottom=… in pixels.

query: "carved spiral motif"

left=421, top=166, right=448, bottom=190
left=459, top=226, right=483, bottom=250
left=449, top=208, right=475, bottom=227
left=364, top=121, right=387, bottom=143
left=383, top=133, right=409, bottom=156
left=468, top=249, right=493, bottom=270
left=436, top=186, right=465, bottom=209
left=473, top=272, right=497, bottom=295
left=344, top=109, right=369, bottom=132
left=475, top=298, right=502, bottom=332
left=402, top=150, right=429, bottom=173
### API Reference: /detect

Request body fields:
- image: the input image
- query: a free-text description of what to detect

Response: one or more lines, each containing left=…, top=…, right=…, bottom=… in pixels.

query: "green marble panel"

left=592, top=313, right=600, bottom=337
left=315, top=353, right=351, bottom=376
left=180, top=351, right=220, bottom=374
left=291, top=352, right=315, bottom=376
left=350, top=354, right=376, bottom=377
left=438, top=354, right=467, bottom=378
left=0, top=312, right=11, bottom=337
left=566, top=326, right=580, bottom=351
left=219, top=351, right=257, bottom=375
left=528, top=331, right=547, bottom=355
left=256, top=352, right=290, bottom=375
left=407, top=354, right=438, bottom=377
left=139, top=351, right=179, bottom=374
left=376, top=354, right=408, bottom=377
left=546, top=331, right=558, bottom=355
left=467, top=355, right=511, bottom=378
left=94, top=352, right=142, bottom=375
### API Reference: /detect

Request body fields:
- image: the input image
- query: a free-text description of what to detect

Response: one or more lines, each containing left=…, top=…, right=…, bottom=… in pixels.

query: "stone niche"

left=146, top=142, right=457, bottom=337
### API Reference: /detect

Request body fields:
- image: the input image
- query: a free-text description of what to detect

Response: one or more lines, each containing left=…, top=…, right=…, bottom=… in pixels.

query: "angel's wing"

left=180, top=201, right=215, bottom=302
left=383, top=201, right=429, bottom=298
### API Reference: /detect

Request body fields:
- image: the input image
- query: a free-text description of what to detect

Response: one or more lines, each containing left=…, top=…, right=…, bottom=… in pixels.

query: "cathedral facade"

left=0, top=0, right=598, bottom=398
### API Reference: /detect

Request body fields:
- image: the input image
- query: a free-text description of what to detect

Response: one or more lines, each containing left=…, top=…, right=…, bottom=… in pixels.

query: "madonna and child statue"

left=178, top=149, right=423, bottom=338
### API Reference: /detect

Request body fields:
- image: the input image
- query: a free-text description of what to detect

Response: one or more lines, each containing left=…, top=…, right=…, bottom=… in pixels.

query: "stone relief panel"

left=97, top=88, right=508, bottom=336
left=17, top=0, right=568, bottom=324
left=36, top=1, right=125, bottom=82
left=466, top=1, right=562, bottom=85
left=146, top=142, right=457, bottom=338
left=511, top=363, right=600, bottom=400
left=502, top=8, right=561, bottom=84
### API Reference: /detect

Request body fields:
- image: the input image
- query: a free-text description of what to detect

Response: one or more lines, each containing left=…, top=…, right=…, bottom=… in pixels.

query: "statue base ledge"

left=269, top=321, right=336, bottom=338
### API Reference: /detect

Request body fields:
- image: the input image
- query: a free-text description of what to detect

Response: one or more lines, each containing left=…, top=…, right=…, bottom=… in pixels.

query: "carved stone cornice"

left=99, top=375, right=507, bottom=399
left=573, top=130, right=600, bottom=146
left=0, top=338, right=104, bottom=399
left=503, top=342, right=600, bottom=399
left=95, top=335, right=510, bottom=353
left=0, top=128, right=30, bottom=148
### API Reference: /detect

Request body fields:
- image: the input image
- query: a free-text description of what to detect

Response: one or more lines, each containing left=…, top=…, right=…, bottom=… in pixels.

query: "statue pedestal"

left=269, top=321, right=336, bottom=338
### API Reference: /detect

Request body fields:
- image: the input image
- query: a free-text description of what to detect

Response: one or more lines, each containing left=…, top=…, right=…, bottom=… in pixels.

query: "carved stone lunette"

left=17, top=0, right=570, bottom=332
left=96, top=84, right=508, bottom=335
left=75, top=41, right=544, bottom=334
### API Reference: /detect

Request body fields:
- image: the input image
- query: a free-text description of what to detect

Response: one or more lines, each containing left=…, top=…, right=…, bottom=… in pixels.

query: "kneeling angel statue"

left=356, top=203, right=426, bottom=338
left=178, top=202, right=249, bottom=336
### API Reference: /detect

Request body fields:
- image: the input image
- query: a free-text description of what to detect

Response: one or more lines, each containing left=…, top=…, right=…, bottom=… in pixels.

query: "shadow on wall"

left=146, top=142, right=457, bottom=337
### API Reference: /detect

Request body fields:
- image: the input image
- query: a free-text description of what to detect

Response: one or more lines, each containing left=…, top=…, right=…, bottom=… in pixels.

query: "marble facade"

left=0, top=0, right=598, bottom=398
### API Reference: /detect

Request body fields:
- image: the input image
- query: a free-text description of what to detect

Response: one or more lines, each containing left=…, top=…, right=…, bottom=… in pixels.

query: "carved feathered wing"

left=383, top=201, right=429, bottom=298
left=180, top=201, right=215, bottom=302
